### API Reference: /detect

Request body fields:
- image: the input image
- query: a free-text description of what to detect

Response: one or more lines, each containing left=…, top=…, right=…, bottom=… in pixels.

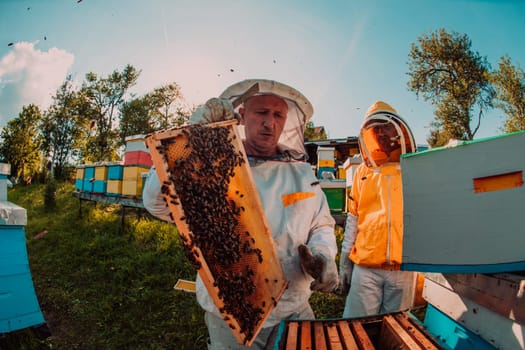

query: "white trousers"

left=342, top=264, right=416, bottom=318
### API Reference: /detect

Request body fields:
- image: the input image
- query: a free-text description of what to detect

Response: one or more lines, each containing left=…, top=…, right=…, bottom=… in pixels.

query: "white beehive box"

left=342, top=154, right=362, bottom=188
left=0, top=163, right=11, bottom=202
left=401, top=131, right=525, bottom=273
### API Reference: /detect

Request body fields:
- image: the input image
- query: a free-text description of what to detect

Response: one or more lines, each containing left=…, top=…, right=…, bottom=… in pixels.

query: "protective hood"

left=359, top=101, right=416, bottom=168
left=219, top=79, right=313, bottom=159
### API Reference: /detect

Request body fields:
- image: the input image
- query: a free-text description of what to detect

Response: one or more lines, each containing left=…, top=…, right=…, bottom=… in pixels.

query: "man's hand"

left=336, top=251, right=353, bottom=295
left=188, top=97, right=239, bottom=124
left=298, top=244, right=338, bottom=292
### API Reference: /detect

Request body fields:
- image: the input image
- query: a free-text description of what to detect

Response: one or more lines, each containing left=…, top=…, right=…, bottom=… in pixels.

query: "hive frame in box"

left=275, top=312, right=442, bottom=349
left=145, top=120, right=287, bottom=346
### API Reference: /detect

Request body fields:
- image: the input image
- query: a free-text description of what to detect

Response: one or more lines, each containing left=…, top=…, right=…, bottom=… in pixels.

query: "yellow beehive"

left=123, top=165, right=149, bottom=180
left=120, top=166, right=149, bottom=197
left=145, top=120, right=287, bottom=346
left=94, top=164, right=107, bottom=180
left=76, top=167, right=84, bottom=180
left=106, top=180, right=122, bottom=196
left=121, top=180, right=141, bottom=197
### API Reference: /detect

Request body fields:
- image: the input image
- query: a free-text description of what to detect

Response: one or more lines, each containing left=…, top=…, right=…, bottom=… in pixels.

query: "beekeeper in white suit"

left=143, top=79, right=338, bottom=349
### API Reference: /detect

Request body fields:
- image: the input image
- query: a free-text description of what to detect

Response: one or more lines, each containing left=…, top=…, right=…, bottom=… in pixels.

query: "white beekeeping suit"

left=143, top=79, right=338, bottom=349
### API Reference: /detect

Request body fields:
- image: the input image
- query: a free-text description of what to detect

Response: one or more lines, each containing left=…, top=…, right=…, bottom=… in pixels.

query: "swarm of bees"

left=155, top=124, right=267, bottom=343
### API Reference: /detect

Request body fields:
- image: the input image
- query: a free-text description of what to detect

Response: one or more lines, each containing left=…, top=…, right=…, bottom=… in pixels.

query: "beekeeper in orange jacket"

left=338, top=101, right=417, bottom=318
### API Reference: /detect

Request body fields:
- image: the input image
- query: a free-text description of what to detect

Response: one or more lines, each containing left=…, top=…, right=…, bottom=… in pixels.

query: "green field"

left=2, top=182, right=346, bottom=349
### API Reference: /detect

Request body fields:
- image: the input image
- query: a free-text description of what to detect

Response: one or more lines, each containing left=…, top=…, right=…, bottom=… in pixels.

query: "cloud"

left=0, top=41, right=74, bottom=127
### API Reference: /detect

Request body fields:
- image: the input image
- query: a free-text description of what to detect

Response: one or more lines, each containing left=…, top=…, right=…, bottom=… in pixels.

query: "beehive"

left=401, top=131, right=525, bottom=273
left=74, top=165, right=84, bottom=192
left=145, top=120, right=287, bottom=346
left=121, top=165, right=149, bottom=197
left=276, top=312, right=442, bottom=350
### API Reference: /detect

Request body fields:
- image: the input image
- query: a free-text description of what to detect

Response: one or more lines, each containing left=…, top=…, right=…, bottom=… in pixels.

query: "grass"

left=1, top=181, right=346, bottom=349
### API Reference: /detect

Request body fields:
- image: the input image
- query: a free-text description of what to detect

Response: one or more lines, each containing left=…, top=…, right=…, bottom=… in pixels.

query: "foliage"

left=0, top=104, right=43, bottom=180
left=407, top=29, right=494, bottom=146
left=79, top=65, right=141, bottom=162
left=1, top=69, right=197, bottom=182
left=118, top=83, right=191, bottom=144
left=118, top=96, right=157, bottom=144
left=147, top=83, right=190, bottom=129
left=4, top=182, right=207, bottom=349
left=490, top=55, right=525, bottom=133
left=304, top=121, right=327, bottom=141
left=2, top=182, right=348, bottom=349
left=40, top=76, right=89, bottom=180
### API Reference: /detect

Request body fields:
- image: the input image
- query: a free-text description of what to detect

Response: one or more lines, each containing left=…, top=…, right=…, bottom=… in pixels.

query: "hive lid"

left=0, top=201, right=27, bottom=226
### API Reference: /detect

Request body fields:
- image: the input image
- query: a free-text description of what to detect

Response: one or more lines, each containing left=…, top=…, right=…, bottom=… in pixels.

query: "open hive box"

left=145, top=119, right=287, bottom=346
left=276, top=312, right=442, bottom=350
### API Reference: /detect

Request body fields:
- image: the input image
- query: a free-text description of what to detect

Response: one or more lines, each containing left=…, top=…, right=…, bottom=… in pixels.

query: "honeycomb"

left=145, top=120, right=287, bottom=346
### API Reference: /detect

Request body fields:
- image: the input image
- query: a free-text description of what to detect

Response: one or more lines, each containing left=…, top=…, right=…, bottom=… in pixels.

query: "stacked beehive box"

left=0, top=163, right=47, bottom=334
left=81, top=165, right=95, bottom=193
left=74, top=165, right=84, bottom=192
left=145, top=120, right=287, bottom=346
left=106, top=162, right=124, bottom=196
left=122, top=135, right=152, bottom=197
left=121, top=165, right=149, bottom=197
left=93, top=163, right=108, bottom=193
left=317, top=147, right=335, bottom=179
left=124, top=134, right=152, bottom=167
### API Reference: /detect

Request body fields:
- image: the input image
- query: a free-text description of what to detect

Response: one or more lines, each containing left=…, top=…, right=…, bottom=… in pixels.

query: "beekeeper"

left=338, top=101, right=417, bottom=318
left=142, top=79, right=338, bottom=349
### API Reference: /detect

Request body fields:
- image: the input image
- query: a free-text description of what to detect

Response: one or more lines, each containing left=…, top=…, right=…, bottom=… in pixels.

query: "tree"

left=407, top=29, right=494, bottom=146
left=119, top=96, right=157, bottom=144
left=79, top=64, right=140, bottom=162
left=41, top=76, right=88, bottom=180
left=148, top=83, right=189, bottom=129
left=304, top=122, right=327, bottom=141
left=490, top=55, right=525, bottom=133
left=0, top=104, right=43, bottom=181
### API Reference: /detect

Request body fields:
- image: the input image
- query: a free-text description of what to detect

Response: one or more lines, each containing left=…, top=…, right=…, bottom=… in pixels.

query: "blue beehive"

left=0, top=163, right=47, bottom=334
left=92, top=163, right=108, bottom=194
left=82, top=165, right=95, bottom=193
left=106, top=163, right=124, bottom=197
left=74, top=165, right=84, bottom=191
left=107, top=163, right=124, bottom=180
left=423, top=304, right=496, bottom=350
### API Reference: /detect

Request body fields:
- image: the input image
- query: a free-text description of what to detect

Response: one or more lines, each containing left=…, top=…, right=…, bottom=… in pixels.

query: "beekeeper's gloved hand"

left=336, top=251, right=353, bottom=295
left=298, top=244, right=338, bottom=292
left=188, top=97, right=240, bottom=124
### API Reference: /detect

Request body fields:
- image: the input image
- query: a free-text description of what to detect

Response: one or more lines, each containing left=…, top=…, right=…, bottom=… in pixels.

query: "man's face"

left=239, top=94, right=288, bottom=157
left=372, top=122, right=400, bottom=155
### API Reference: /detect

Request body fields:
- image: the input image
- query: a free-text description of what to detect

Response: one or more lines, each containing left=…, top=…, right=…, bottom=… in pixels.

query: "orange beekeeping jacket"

left=347, top=162, right=404, bottom=269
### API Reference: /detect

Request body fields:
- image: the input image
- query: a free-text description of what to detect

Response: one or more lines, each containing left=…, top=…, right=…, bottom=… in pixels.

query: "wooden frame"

left=277, top=312, right=442, bottom=349
left=145, top=120, right=287, bottom=346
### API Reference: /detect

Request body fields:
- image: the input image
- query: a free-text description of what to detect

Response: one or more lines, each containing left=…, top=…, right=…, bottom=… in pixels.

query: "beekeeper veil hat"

left=359, top=101, right=416, bottom=168
left=220, top=79, right=313, bottom=159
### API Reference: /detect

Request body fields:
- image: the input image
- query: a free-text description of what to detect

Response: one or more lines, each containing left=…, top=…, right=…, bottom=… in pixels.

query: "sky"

left=1, top=0, right=524, bottom=145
